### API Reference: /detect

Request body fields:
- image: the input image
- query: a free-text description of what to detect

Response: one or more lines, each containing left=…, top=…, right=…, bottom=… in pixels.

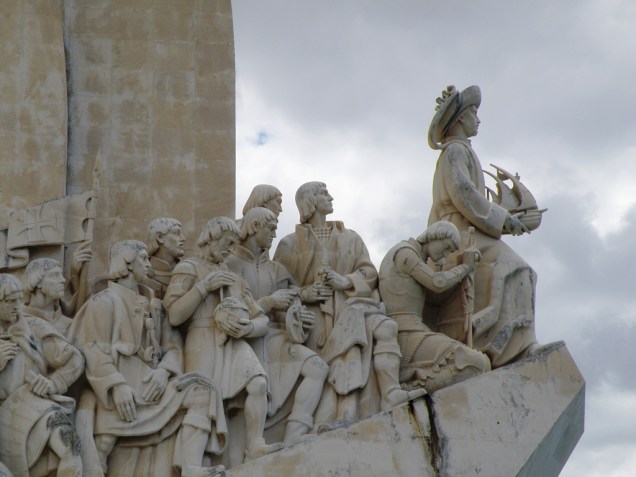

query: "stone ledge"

left=228, top=344, right=584, bottom=477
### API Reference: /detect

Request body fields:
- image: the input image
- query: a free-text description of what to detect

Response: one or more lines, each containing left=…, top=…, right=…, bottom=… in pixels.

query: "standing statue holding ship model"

left=427, top=84, right=550, bottom=368
left=0, top=83, right=566, bottom=476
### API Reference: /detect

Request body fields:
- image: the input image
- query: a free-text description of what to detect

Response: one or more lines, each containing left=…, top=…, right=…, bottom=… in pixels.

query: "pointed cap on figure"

left=428, top=85, right=481, bottom=150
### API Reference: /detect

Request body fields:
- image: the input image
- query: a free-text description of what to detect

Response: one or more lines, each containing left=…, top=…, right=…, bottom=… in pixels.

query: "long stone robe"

left=428, top=137, right=537, bottom=367
left=0, top=315, right=81, bottom=477
left=274, top=221, right=389, bottom=418
left=69, top=281, right=226, bottom=477
left=226, top=245, right=318, bottom=417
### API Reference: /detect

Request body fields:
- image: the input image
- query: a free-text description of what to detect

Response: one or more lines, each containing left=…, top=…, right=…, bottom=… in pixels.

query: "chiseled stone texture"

left=228, top=399, right=436, bottom=477
left=431, top=343, right=584, bottom=477
left=0, top=0, right=67, bottom=225
left=227, top=345, right=583, bottom=477
left=63, top=0, right=236, bottom=278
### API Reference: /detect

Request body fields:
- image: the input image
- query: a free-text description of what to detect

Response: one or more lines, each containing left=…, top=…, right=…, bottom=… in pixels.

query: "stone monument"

left=0, top=2, right=584, bottom=476
left=1, top=0, right=235, bottom=280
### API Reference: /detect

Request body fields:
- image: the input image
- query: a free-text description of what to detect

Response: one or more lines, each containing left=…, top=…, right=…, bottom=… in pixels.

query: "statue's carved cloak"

left=275, top=221, right=389, bottom=416
left=70, top=281, right=226, bottom=476
left=0, top=315, right=79, bottom=477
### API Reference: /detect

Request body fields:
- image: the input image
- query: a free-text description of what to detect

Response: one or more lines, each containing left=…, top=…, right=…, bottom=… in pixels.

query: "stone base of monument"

left=227, top=343, right=584, bottom=477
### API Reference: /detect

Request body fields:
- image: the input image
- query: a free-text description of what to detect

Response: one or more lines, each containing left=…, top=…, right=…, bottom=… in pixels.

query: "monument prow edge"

left=226, top=343, right=584, bottom=477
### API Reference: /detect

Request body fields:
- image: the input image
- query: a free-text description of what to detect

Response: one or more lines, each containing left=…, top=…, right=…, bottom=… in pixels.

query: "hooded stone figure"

left=427, top=85, right=546, bottom=367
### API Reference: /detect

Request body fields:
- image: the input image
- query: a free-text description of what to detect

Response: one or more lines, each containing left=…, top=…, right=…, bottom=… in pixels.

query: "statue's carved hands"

left=142, top=368, right=170, bottom=402
left=322, top=268, right=353, bottom=291
left=224, top=317, right=254, bottom=339
left=504, top=214, right=530, bottom=236
left=300, top=284, right=333, bottom=303
left=112, top=383, right=137, bottom=422
left=29, top=373, right=56, bottom=397
left=298, top=309, right=316, bottom=331
left=150, top=298, right=163, bottom=317
left=70, top=240, right=93, bottom=278
left=0, top=340, right=18, bottom=371
left=268, top=289, right=298, bottom=309
left=200, top=271, right=236, bottom=293
left=461, top=246, right=481, bottom=270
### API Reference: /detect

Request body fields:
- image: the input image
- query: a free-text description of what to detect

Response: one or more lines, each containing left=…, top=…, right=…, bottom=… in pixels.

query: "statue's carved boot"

left=382, top=386, right=427, bottom=411
left=244, top=438, right=283, bottom=462
left=182, top=465, right=225, bottom=477
left=376, top=351, right=426, bottom=411
left=180, top=424, right=225, bottom=477
left=284, top=415, right=316, bottom=446
left=526, top=340, right=565, bottom=358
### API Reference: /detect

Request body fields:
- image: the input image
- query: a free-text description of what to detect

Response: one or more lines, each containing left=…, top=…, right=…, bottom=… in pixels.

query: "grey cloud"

left=233, top=3, right=636, bottom=474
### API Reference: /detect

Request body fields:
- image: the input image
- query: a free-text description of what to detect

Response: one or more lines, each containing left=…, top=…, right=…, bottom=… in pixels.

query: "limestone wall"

left=63, top=0, right=236, bottom=278
left=0, top=0, right=68, bottom=225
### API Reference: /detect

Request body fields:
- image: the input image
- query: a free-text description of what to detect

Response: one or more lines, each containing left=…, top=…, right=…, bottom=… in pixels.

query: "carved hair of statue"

left=108, top=240, right=147, bottom=279
left=242, top=184, right=282, bottom=216
left=239, top=207, right=277, bottom=241
left=0, top=273, right=23, bottom=299
left=147, top=217, right=182, bottom=255
left=417, top=220, right=461, bottom=249
left=196, top=217, right=240, bottom=248
left=24, top=258, right=61, bottom=293
left=295, top=181, right=327, bottom=223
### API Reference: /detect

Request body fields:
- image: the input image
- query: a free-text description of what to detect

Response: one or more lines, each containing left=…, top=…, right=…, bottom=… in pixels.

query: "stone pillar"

left=63, top=0, right=236, bottom=279
left=0, top=0, right=68, bottom=225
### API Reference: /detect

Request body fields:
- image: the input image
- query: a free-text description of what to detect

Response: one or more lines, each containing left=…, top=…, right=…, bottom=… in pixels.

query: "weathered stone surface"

left=225, top=345, right=583, bottom=477
left=0, top=0, right=67, bottom=225
left=63, top=0, right=236, bottom=279
left=227, top=399, right=436, bottom=477
left=431, top=343, right=584, bottom=477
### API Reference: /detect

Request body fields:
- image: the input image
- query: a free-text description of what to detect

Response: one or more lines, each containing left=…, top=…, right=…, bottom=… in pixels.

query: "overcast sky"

left=232, top=2, right=636, bottom=475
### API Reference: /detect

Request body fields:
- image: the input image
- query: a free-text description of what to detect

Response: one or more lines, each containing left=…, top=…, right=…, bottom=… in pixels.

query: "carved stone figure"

left=69, top=241, right=226, bottom=477
left=164, top=218, right=282, bottom=463
left=226, top=207, right=328, bottom=445
left=427, top=85, right=545, bottom=368
left=19, top=243, right=93, bottom=334
left=378, top=221, right=491, bottom=392
left=0, top=274, right=83, bottom=477
left=274, top=182, right=424, bottom=425
left=23, top=258, right=74, bottom=337
left=144, top=218, right=186, bottom=300
left=241, top=185, right=283, bottom=218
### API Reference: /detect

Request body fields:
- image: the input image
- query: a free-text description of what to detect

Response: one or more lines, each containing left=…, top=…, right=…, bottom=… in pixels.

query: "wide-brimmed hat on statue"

left=428, top=85, right=481, bottom=150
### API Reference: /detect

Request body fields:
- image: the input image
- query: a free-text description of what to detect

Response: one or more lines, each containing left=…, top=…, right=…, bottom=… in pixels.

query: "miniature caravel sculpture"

left=0, top=83, right=565, bottom=477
